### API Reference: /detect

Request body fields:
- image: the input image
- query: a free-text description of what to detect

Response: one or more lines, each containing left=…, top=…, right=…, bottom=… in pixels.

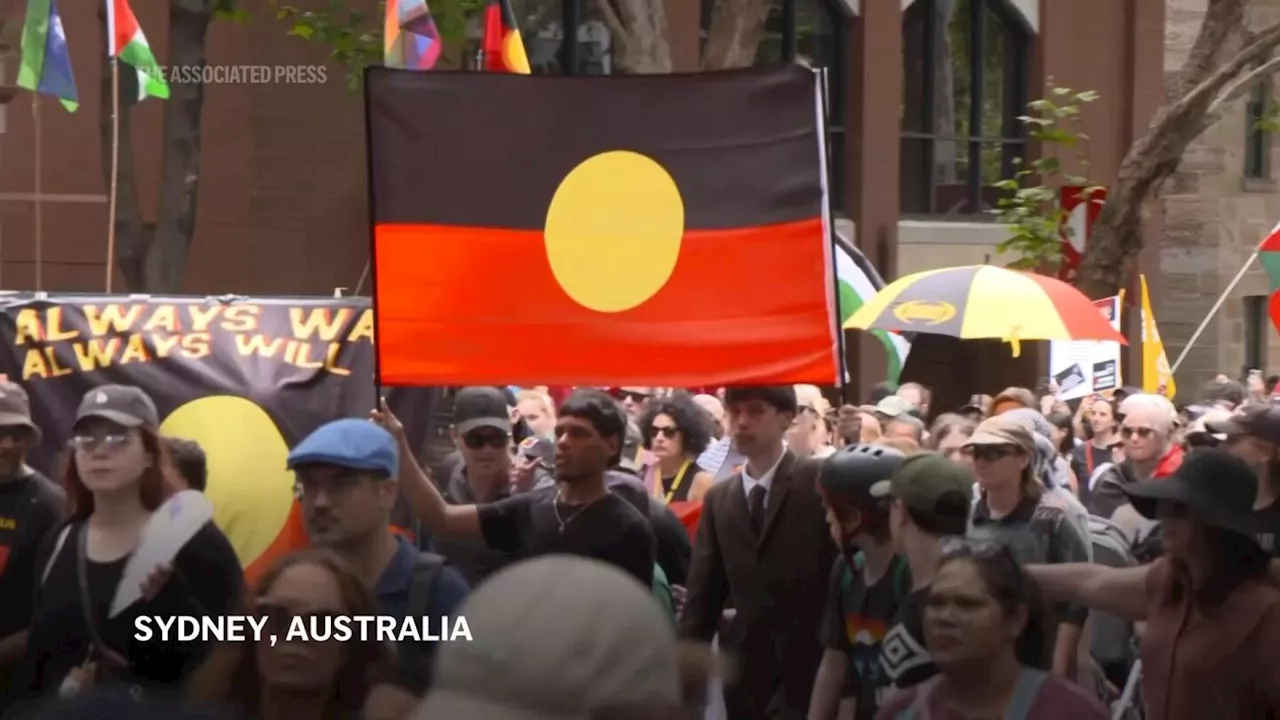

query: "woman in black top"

left=639, top=394, right=716, bottom=503
left=18, top=385, right=242, bottom=705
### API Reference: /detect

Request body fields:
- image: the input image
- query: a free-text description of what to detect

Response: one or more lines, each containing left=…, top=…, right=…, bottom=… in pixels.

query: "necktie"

left=748, top=484, right=767, bottom=536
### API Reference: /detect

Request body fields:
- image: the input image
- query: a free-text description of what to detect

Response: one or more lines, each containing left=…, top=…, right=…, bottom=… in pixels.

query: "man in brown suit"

left=679, top=386, right=836, bottom=719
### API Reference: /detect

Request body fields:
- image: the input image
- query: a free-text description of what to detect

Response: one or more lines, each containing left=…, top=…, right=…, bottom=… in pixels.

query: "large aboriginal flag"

left=366, top=64, right=840, bottom=387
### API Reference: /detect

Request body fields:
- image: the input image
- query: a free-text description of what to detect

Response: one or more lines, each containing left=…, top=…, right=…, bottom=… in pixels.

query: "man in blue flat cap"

left=287, top=419, right=469, bottom=698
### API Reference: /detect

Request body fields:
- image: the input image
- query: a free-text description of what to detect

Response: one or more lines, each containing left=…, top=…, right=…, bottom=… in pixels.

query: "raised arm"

left=1025, top=562, right=1153, bottom=623
left=373, top=399, right=483, bottom=541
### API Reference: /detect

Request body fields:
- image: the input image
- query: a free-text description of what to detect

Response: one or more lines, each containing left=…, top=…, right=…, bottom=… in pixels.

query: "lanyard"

left=662, top=459, right=693, bottom=504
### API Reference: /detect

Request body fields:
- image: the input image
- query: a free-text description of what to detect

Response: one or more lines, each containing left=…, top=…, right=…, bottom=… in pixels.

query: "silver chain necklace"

left=553, top=489, right=609, bottom=534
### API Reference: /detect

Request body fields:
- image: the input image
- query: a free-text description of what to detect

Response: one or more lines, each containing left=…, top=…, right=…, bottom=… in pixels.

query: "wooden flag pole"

left=32, top=95, right=42, bottom=291
left=106, top=58, right=120, bottom=292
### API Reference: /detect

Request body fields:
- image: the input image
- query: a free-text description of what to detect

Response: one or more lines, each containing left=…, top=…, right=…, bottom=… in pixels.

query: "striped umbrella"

left=843, top=265, right=1126, bottom=356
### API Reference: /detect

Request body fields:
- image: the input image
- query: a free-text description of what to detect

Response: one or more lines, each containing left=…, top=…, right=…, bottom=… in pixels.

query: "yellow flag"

left=1140, top=275, right=1176, bottom=399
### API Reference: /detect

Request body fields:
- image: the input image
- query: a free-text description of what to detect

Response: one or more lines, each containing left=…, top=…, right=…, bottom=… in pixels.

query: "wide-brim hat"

left=1124, top=448, right=1258, bottom=541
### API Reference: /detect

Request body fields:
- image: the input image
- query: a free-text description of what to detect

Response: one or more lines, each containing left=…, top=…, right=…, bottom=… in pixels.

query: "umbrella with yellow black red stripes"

left=843, top=265, right=1127, bottom=356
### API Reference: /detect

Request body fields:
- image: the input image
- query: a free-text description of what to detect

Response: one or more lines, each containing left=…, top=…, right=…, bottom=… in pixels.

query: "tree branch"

left=1205, top=53, right=1280, bottom=120
left=1174, top=0, right=1246, bottom=96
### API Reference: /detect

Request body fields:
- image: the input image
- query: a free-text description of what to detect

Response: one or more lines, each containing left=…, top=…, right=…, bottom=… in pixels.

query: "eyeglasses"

left=69, top=433, right=131, bottom=452
left=650, top=426, right=679, bottom=439
left=254, top=601, right=338, bottom=636
left=462, top=431, right=509, bottom=450
left=970, top=445, right=1016, bottom=463
left=1120, top=426, right=1154, bottom=439
left=620, top=391, right=650, bottom=403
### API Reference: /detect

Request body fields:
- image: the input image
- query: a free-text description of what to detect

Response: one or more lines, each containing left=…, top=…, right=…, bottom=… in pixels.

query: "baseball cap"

left=74, top=385, right=159, bottom=429
left=965, top=415, right=1035, bottom=453
left=454, top=387, right=512, bottom=435
left=287, top=418, right=399, bottom=477
left=862, top=395, right=916, bottom=418
left=417, top=556, right=681, bottom=720
left=870, top=453, right=974, bottom=522
left=0, top=381, right=39, bottom=438
left=1206, top=405, right=1280, bottom=445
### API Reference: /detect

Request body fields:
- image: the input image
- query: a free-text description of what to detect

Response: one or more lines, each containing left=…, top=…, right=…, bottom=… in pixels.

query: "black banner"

left=0, top=293, right=438, bottom=575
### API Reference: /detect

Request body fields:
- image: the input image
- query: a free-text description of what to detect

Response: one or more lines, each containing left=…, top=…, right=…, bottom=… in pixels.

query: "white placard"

left=110, top=490, right=214, bottom=617
left=1048, top=296, right=1123, bottom=401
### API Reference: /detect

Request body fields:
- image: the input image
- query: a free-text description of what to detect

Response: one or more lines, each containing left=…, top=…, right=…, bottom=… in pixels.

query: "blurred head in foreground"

left=418, top=555, right=718, bottom=720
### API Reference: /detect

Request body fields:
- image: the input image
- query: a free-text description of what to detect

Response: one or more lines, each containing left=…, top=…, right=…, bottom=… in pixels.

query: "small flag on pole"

left=834, top=239, right=911, bottom=382
left=17, top=0, right=78, bottom=111
left=481, top=0, right=530, bottom=74
left=1139, top=274, right=1176, bottom=399
left=384, top=0, right=442, bottom=70
left=105, top=0, right=169, bottom=102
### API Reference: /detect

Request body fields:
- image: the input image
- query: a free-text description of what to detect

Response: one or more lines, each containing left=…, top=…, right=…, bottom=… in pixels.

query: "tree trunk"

left=144, top=0, right=214, bottom=293
left=595, top=0, right=672, bottom=73
left=701, top=0, right=771, bottom=70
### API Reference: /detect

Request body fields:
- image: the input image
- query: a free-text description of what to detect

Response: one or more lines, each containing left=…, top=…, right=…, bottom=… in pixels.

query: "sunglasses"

left=69, top=433, right=131, bottom=452
left=462, top=431, right=509, bottom=450
left=970, top=444, right=1017, bottom=463
left=254, top=601, right=338, bottom=636
left=1120, top=426, right=1154, bottom=439
left=620, top=391, right=650, bottom=403
left=650, top=426, right=679, bottom=439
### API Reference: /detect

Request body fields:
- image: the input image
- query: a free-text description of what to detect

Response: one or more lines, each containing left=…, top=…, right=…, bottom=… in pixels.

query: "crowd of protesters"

left=0, top=374, right=1276, bottom=719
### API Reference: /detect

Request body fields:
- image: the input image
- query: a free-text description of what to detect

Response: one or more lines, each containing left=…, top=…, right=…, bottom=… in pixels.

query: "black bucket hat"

left=1124, top=448, right=1258, bottom=541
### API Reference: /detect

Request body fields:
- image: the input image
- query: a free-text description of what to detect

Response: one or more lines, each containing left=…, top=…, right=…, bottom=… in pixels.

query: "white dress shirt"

left=740, top=448, right=786, bottom=506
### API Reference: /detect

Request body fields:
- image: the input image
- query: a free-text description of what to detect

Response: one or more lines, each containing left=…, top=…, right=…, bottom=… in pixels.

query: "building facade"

left=1161, top=0, right=1280, bottom=392
left=0, top=0, right=1167, bottom=394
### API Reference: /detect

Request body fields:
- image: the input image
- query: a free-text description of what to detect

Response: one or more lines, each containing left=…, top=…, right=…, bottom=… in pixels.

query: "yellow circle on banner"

left=160, top=396, right=293, bottom=569
left=544, top=151, right=684, bottom=313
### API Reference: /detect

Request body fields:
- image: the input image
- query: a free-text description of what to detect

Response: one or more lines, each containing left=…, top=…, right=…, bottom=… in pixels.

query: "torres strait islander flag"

left=481, top=0, right=529, bottom=73
left=367, top=65, right=840, bottom=387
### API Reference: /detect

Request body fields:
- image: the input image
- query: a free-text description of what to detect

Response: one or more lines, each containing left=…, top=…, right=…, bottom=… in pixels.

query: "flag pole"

left=32, top=95, right=42, bottom=292
left=1170, top=248, right=1260, bottom=374
left=106, top=58, right=120, bottom=292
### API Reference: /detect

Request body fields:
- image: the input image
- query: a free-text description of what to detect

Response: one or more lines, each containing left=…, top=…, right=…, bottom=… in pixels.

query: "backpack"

left=396, top=553, right=445, bottom=693
left=1087, top=516, right=1136, bottom=665
left=845, top=552, right=910, bottom=601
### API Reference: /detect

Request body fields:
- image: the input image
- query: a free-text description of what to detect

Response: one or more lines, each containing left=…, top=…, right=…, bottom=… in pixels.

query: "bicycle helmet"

left=820, top=443, right=907, bottom=500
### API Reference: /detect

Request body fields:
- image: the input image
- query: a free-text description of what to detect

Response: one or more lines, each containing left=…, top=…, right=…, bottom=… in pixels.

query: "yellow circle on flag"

left=160, top=395, right=294, bottom=569
left=544, top=150, right=684, bottom=313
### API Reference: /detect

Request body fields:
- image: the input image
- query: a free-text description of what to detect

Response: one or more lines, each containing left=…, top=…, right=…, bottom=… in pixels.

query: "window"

left=1245, top=79, right=1270, bottom=180
left=1245, top=295, right=1268, bottom=372
left=705, top=0, right=847, bottom=215
left=901, top=0, right=1030, bottom=215
left=463, top=1, right=613, bottom=76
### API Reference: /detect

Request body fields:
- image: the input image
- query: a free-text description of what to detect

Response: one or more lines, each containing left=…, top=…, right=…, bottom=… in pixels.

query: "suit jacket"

left=678, top=451, right=835, bottom=719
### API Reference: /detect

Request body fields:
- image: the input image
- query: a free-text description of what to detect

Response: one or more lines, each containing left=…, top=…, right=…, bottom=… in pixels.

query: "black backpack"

left=395, top=553, right=446, bottom=694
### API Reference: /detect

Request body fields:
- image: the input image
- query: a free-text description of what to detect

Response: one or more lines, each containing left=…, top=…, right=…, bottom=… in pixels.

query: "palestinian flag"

left=366, top=64, right=840, bottom=387
left=834, top=237, right=911, bottom=381
left=105, top=0, right=169, bottom=102
left=481, top=0, right=529, bottom=74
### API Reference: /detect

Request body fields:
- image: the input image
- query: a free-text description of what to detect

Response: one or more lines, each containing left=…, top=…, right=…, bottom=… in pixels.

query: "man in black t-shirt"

left=810, top=444, right=911, bottom=720
left=868, top=453, right=973, bottom=689
left=380, top=389, right=657, bottom=588
left=0, top=381, right=64, bottom=707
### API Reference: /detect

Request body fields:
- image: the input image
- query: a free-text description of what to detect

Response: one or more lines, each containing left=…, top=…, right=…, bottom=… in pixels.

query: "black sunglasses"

left=254, top=601, right=338, bottom=635
left=1120, top=426, right=1154, bottom=439
left=650, top=426, right=679, bottom=439
left=463, top=431, right=509, bottom=450
left=620, top=391, right=650, bottom=403
left=970, top=444, right=1017, bottom=463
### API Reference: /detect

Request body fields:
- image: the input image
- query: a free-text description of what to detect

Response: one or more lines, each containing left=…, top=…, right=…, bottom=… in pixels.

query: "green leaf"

left=287, top=24, right=315, bottom=39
